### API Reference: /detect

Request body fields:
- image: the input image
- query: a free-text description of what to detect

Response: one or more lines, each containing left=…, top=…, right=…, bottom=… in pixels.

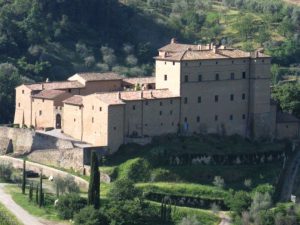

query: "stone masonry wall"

left=0, top=127, right=74, bottom=155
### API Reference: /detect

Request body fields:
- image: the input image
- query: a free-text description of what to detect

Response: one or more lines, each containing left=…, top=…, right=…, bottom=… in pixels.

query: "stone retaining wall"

left=0, top=156, right=88, bottom=189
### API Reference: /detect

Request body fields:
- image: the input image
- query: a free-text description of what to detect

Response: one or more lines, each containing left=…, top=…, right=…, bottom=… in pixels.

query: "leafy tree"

left=225, top=191, right=252, bottom=215
left=100, top=46, right=117, bottom=70
left=57, top=193, right=87, bottom=220
left=39, top=171, right=43, bottom=207
left=212, top=176, right=225, bottom=188
left=74, top=206, right=109, bottom=225
left=235, top=15, right=256, bottom=40
left=53, top=175, right=80, bottom=197
left=270, top=64, right=281, bottom=85
left=22, top=159, right=26, bottom=194
left=108, top=178, right=141, bottom=201
left=88, top=151, right=100, bottom=209
left=178, top=215, right=201, bottom=225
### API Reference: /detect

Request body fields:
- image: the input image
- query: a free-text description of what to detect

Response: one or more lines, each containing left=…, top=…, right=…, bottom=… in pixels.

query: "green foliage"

left=224, top=190, right=251, bottom=215
left=29, top=183, right=33, bottom=202
left=22, top=159, right=26, bottom=195
left=53, top=175, right=80, bottom=197
left=74, top=206, right=109, bottom=225
left=56, top=193, right=87, bottom=220
left=118, top=158, right=151, bottom=182
left=38, top=172, right=43, bottom=207
left=252, top=184, right=275, bottom=196
left=178, top=215, right=201, bottom=225
left=0, top=202, right=22, bottom=225
left=108, top=179, right=141, bottom=201
left=88, top=152, right=100, bottom=209
left=150, top=168, right=179, bottom=182
left=272, top=83, right=300, bottom=117
left=0, top=162, right=13, bottom=182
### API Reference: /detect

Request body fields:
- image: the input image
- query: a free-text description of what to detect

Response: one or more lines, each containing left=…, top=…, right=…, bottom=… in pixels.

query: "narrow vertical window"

left=184, top=97, right=188, bottom=104
left=132, top=105, right=136, bottom=110
left=230, top=73, right=235, bottom=80
left=164, top=74, right=168, bottom=81
left=198, top=75, right=202, bottom=82
left=242, top=114, right=246, bottom=120
left=215, top=115, right=218, bottom=121
left=215, top=95, right=219, bottom=102
left=242, top=72, right=246, bottom=79
left=197, top=116, right=200, bottom=123
left=184, top=75, right=189, bottom=82
left=198, top=96, right=202, bottom=103
left=230, top=115, right=233, bottom=120
left=230, top=94, right=234, bottom=101
left=242, top=93, right=246, bottom=100
left=215, top=73, right=219, bottom=81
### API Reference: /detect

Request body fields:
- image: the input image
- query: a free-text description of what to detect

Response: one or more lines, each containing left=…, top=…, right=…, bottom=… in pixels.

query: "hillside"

left=0, top=0, right=300, bottom=123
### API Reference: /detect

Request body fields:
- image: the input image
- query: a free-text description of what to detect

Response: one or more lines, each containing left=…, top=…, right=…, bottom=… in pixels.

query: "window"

left=74, top=118, right=76, bottom=122
left=114, top=127, right=117, bottom=130
left=184, top=97, right=188, bottom=104
left=232, top=60, right=234, bottom=64
left=184, top=117, right=188, bottom=122
left=42, top=99, right=44, bottom=102
left=215, top=115, right=218, bottom=121
left=92, top=105, right=94, bottom=110
left=230, top=73, right=235, bottom=80
left=216, top=61, right=218, bottom=64
left=39, top=110, right=42, bottom=116
left=230, top=94, right=234, bottom=101
left=164, top=75, right=168, bottom=81
left=145, top=101, right=148, bottom=106
left=185, top=62, right=188, bottom=66
left=262, top=59, right=265, bottom=63
left=164, top=62, right=167, bottom=65
left=22, top=90, right=24, bottom=94
left=92, top=117, right=94, bottom=123
left=161, top=123, right=163, bottom=126
left=145, top=123, right=148, bottom=127
left=215, top=95, right=219, bottom=102
left=198, top=75, right=202, bottom=82
left=242, top=114, right=246, bottom=120
left=198, top=96, right=202, bottom=103
left=160, top=102, right=163, bottom=106
left=242, top=72, right=246, bottom=79
left=173, top=61, right=175, bottom=65
left=243, top=60, right=246, bottom=63
left=18, top=103, right=20, bottom=107
left=197, top=116, right=200, bottom=123
left=242, top=93, right=246, bottom=100
left=286, top=125, right=289, bottom=128
left=215, top=73, right=219, bottom=81
left=170, top=110, right=173, bottom=115
left=159, top=111, right=162, bottom=115
left=132, top=105, right=136, bottom=110
left=170, top=100, right=173, bottom=104
left=199, top=62, right=202, bottom=66
left=230, top=115, right=233, bottom=120
left=68, top=89, right=71, bottom=93
left=184, top=75, right=189, bottom=82
left=99, top=107, right=102, bottom=111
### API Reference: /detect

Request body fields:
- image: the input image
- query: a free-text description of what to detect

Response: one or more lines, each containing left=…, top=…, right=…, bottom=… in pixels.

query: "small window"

left=145, top=101, right=148, bottom=106
left=184, top=117, right=188, bottom=122
left=216, top=61, right=218, bottom=64
left=215, top=73, right=219, bottom=81
left=243, top=60, right=246, bottom=63
left=160, top=102, right=163, bottom=106
left=232, top=60, right=234, bottom=64
left=161, top=123, right=163, bottom=126
left=185, top=62, right=188, bottom=66
left=18, top=103, right=20, bottom=107
left=74, top=118, right=76, bottom=122
left=198, top=75, right=202, bottom=82
left=39, top=110, right=42, bottom=116
left=114, top=127, right=117, bottom=130
left=92, top=105, right=94, bottom=110
left=132, top=105, right=136, bottom=110
left=99, top=107, right=102, bottom=111
left=242, top=93, right=246, bottom=100
left=230, top=73, right=235, bottom=80
left=22, top=90, right=24, bottom=94
left=145, top=123, right=148, bottom=127
left=230, top=94, right=234, bottom=101
left=184, top=75, right=189, bottom=82
left=199, top=62, right=202, bottom=66
left=159, top=111, right=162, bottom=116
left=230, top=115, right=233, bottom=120
left=42, top=99, right=44, bottom=102
left=242, top=72, right=246, bottom=79
left=184, top=97, right=188, bottom=104
left=170, top=110, right=173, bottom=115
left=92, top=117, right=94, bottom=123
left=164, top=75, right=168, bottom=81
left=242, top=114, right=246, bottom=120
left=170, top=100, right=173, bottom=104
left=215, top=115, right=218, bottom=121
left=198, top=96, right=202, bottom=103
left=286, top=125, right=289, bottom=128
left=68, top=89, right=71, bottom=93
left=215, top=95, right=219, bottom=102
left=197, top=116, right=200, bottom=123
left=164, top=62, right=167, bottom=65
left=173, top=61, right=175, bottom=65
left=262, top=59, right=265, bottom=63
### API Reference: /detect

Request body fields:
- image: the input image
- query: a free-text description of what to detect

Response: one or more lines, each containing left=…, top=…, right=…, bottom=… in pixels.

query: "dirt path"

left=218, top=212, right=232, bottom=225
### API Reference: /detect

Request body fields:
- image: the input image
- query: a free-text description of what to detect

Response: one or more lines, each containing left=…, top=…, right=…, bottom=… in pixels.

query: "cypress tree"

left=22, top=159, right=26, bottom=194
left=29, top=182, right=33, bottom=201
left=35, top=184, right=39, bottom=204
left=88, top=151, right=100, bottom=209
left=39, top=172, right=43, bottom=207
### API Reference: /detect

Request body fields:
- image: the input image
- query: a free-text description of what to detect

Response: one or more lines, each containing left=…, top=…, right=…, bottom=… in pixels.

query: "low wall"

left=0, top=127, right=74, bottom=155
left=28, top=148, right=84, bottom=173
left=0, top=156, right=88, bottom=189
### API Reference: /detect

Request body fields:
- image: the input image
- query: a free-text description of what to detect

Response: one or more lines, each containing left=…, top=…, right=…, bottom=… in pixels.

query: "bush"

left=0, top=163, right=13, bottom=182
left=56, top=193, right=87, bottom=219
left=108, top=179, right=141, bottom=201
left=224, top=191, right=252, bottom=215
left=150, top=168, right=179, bottom=182
left=74, top=206, right=109, bottom=225
left=253, top=184, right=275, bottom=196
left=53, top=175, right=80, bottom=196
left=119, top=158, right=151, bottom=182
left=212, top=176, right=225, bottom=189
left=178, top=215, right=201, bottom=225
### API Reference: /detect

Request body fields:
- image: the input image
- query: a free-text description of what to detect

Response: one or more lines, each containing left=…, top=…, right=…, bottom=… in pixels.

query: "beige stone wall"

left=155, top=60, right=181, bottom=95
left=63, top=104, right=83, bottom=140
left=108, top=105, right=125, bottom=153
left=14, top=85, right=33, bottom=127
left=32, top=98, right=55, bottom=128
left=80, top=80, right=122, bottom=95
left=277, top=122, right=300, bottom=139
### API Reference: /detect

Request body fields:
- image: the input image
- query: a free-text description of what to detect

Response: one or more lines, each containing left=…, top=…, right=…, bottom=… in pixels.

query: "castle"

left=14, top=39, right=300, bottom=152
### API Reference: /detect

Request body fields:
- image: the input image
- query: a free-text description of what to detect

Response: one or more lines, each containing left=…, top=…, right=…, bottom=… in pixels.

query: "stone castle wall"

left=0, top=127, right=74, bottom=155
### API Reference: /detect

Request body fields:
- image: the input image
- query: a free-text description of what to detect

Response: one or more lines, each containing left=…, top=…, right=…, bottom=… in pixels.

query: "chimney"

left=171, top=38, right=177, bottom=44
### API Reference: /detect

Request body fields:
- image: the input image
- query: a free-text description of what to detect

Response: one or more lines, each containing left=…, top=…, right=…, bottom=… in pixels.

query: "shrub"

left=212, top=176, right=225, bottom=189
left=178, top=215, right=201, bottom=225
left=119, top=158, right=151, bottom=182
left=150, top=168, right=179, bottom=182
left=56, top=193, right=87, bottom=219
left=0, top=162, right=13, bottom=182
left=108, top=179, right=141, bottom=201
left=253, top=184, right=275, bottom=196
left=74, top=206, right=109, bottom=225
left=224, top=191, right=252, bottom=215
left=53, top=175, right=80, bottom=196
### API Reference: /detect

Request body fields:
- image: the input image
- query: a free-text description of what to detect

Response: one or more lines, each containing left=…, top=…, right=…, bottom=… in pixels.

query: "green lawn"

left=0, top=201, right=23, bottom=225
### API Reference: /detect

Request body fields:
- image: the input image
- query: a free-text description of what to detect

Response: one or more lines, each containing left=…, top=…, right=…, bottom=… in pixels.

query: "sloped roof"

left=123, top=77, right=156, bottom=85
left=120, top=89, right=179, bottom=101
left=32, top=90, right=66, bottom=100
left=63, top=95, right=83, bottom=106
left=24, top=81, right=84, bottom=91
left=277, top=111, right=300, bottom=123
left=94, top=93, right=125, bottom=105
left=74, top=72, right=123, bottom=82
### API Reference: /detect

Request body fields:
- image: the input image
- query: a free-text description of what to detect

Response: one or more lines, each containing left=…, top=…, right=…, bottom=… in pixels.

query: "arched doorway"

left=56, top=114, right=61, bottom=129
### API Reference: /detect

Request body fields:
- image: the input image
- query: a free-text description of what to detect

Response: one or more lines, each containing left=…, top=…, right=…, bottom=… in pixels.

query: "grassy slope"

left=0, top=201, right=23, bottom=225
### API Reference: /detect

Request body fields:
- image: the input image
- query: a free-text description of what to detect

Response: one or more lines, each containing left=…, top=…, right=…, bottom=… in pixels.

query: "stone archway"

left=56, top=114, right=61, bottom=129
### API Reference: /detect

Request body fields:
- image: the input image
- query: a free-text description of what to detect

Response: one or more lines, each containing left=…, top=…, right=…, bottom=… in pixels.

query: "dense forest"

left=0, top=0, right=300, bottom=123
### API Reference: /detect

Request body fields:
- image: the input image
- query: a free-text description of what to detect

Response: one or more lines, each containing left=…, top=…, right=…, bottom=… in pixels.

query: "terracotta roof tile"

left=75, top=72, right=123, bottom=81
left=63, top=95, right=83, bottom=106
left=119, top=89, right=179, bottom=101
left=123, top=77, right=156, bottom=85
left=94, top=93, right=125, bottom=105
left=25, top=81, right=84, bottom=91
left=32, top=90, right=66, bottom=100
